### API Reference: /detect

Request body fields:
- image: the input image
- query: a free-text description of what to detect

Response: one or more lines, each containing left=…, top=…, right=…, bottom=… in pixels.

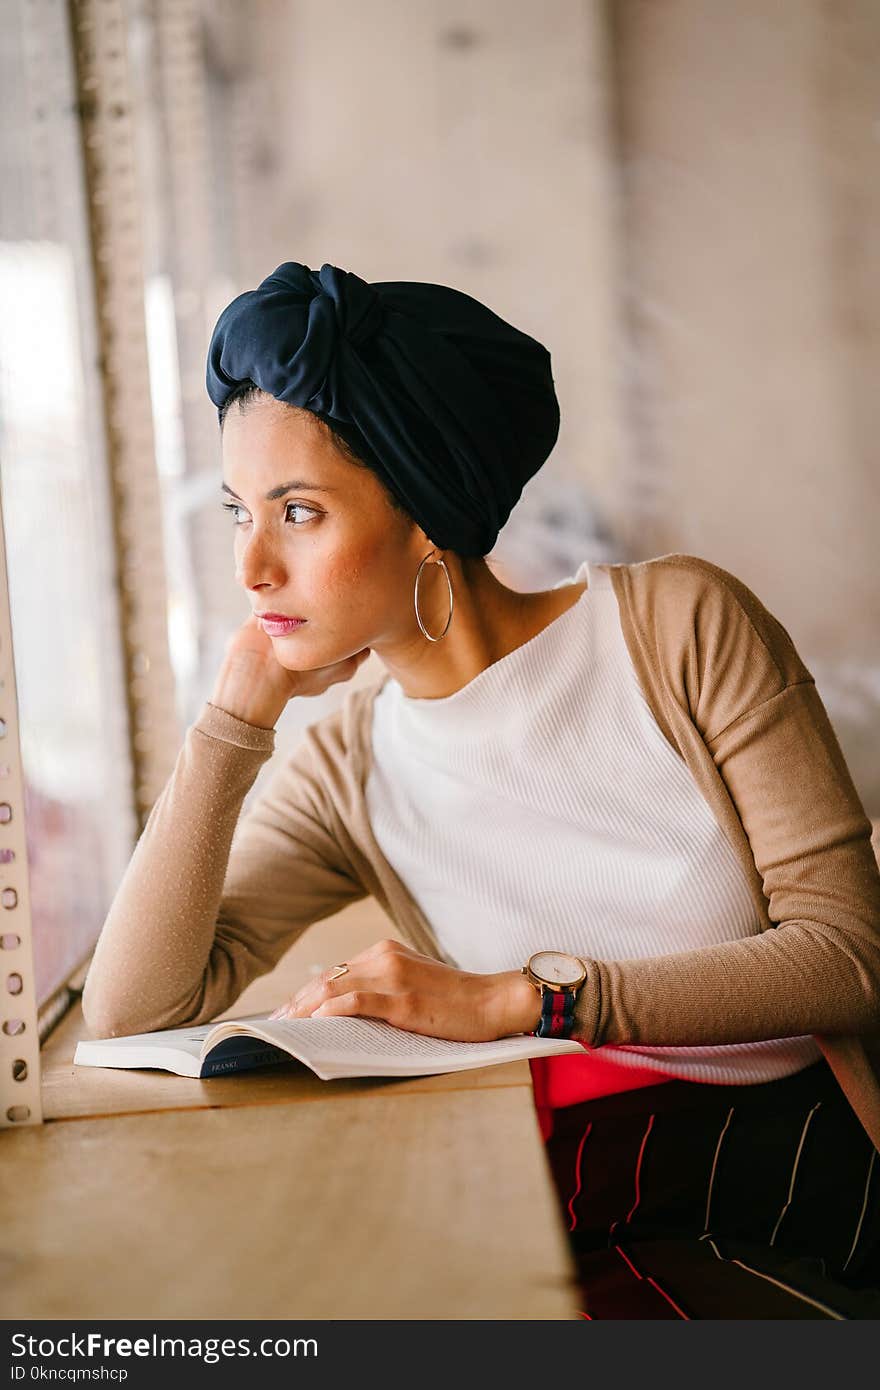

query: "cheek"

left=317, top=535, right=391, bottom=594
left=313, top=558, right=370, bottom=612
left=310, top=543, right=404, bottom=625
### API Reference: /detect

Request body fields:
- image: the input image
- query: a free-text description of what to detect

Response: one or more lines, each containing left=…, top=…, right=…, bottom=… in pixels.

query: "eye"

left=220, top=501, right=319, bottom=527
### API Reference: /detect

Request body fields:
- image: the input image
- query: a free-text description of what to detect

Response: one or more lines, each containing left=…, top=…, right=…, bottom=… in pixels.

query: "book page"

left=74, top=1012, right=584, bottom=1080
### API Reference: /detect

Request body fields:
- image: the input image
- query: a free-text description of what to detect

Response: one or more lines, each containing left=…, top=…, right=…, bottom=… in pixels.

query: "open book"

left=73, top=1011, right=587, bottom=1080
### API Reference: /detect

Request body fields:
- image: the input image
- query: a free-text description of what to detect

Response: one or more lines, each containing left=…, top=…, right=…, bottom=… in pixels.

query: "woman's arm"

left=80, top=701, right=367, bottom=1038
left=568, top=565, right=880, bottom=1050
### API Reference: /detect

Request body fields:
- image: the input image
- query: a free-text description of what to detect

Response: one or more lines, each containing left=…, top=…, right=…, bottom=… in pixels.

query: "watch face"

left=528, top=951, right=586, bottom=988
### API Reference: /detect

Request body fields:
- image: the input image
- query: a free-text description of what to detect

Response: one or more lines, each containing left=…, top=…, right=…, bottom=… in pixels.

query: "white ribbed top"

left=366, top=559, right=821, bottom=1085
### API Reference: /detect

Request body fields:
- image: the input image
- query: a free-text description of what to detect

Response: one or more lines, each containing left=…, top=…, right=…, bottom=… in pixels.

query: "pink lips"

left=258, top=613, right=307, bottom=635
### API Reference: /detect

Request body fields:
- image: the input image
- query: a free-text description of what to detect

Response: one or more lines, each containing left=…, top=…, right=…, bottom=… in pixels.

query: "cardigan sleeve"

left=574, top=558, right=880, bottom=1051
left=80, top=701, right=367, bottom=1039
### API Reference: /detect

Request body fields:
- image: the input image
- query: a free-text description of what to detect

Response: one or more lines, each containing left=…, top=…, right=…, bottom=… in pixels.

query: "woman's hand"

left=209, top=612, right=372, bottom=728
left=267, top=938, right=543, bottom=1042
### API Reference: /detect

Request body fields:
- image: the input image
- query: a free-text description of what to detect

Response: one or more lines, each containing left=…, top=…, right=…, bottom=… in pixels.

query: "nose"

left=235, top=528, right=288, bottom=594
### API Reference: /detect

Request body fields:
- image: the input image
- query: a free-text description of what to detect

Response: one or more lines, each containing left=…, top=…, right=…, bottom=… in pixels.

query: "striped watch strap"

left=534, top=988, right=576, bottom=1039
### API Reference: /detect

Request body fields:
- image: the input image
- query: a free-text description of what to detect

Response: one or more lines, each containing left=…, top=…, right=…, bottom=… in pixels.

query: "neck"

left=373, top=556, right=585, bottom=701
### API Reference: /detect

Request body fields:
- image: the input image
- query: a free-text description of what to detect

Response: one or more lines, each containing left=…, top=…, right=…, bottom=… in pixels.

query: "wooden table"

left=1, top=901, right=581, bottom=1320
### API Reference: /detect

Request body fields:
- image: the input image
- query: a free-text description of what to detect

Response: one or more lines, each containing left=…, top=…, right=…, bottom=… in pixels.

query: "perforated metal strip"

left=0, top=487, right=42, bottom=1128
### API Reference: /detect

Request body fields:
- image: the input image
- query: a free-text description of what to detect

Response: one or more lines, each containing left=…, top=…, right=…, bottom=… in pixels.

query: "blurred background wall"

left=1, top=0, right=878, bottom=1011
left=606, top=0, right=880, bottom=798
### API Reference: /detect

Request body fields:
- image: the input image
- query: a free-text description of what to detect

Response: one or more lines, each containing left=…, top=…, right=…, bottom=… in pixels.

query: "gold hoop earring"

left=414, top=553, right=453, bottom=642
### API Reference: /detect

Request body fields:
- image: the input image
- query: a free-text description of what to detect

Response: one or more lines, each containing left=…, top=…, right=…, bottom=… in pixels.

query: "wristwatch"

left=521, top=950, right=588, bottom=1039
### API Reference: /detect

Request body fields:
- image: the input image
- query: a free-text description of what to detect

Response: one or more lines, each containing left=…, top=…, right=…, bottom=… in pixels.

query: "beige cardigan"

left=81, top=553, right=880, bottom=1149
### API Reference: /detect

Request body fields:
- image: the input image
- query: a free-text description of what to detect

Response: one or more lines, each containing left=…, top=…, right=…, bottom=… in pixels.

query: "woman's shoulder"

left=598, top=552, right=815, bottom=737
left=600, top=549, right=770, bottom=607
left=604, top=551, right=810, bottom=675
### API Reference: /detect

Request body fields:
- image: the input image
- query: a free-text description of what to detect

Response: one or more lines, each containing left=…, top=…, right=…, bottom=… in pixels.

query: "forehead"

left=222, top=399, right=351, bottom=485
left=223, top=396, right=326, bottom=453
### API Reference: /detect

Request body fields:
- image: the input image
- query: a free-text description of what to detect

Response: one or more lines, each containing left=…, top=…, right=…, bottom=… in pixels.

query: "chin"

left=272, top=641, right=331, bottom=669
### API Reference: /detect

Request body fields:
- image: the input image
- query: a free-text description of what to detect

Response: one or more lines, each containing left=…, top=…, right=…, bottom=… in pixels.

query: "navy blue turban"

left=205, top=261, right=560, bottom=557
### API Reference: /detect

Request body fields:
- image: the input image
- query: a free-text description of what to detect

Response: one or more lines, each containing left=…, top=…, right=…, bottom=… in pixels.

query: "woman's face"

left=220, top=393, right=425, bottom=669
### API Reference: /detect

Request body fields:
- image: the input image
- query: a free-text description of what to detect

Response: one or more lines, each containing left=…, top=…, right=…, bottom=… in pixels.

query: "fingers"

left=313, top=990, right=443, bottom=1037
left=267, top=963, right=363, bottom=1020
left=312, top=991, right=400, bottom=1023
left=268, top=986, right=398, bottom=1025
left=268, top=940, right=422, bottom=1020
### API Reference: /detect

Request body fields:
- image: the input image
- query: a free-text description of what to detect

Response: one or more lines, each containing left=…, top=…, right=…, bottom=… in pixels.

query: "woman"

left=82, top=261, right=880, bottom=1318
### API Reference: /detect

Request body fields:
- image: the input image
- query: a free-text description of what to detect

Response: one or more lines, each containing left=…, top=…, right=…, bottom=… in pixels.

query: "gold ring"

left=327, top=963, right=350, bottom=981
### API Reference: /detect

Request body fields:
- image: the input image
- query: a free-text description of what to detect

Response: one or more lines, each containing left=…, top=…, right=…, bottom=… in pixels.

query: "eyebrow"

left=221, top=480, right=338, bottom=501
